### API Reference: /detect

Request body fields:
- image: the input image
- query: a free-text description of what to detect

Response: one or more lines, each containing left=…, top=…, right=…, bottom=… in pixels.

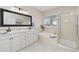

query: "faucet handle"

left=6, top=27, right=11, bottom=32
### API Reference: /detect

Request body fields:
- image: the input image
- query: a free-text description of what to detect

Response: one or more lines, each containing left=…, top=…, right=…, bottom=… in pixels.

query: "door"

left=0, top=38, right=11, bottom=52
left=59, top=10, right=77, bottom=48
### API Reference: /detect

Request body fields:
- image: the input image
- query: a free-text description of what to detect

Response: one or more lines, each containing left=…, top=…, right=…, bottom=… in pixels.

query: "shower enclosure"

left=58, top=10, right=79, bottom=49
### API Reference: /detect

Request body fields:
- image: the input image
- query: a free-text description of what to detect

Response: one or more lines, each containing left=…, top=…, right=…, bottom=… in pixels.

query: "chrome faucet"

left=6, top=27, right=11, bottom=32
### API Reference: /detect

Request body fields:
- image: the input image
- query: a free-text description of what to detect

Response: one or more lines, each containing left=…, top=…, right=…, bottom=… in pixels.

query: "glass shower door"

left=59, top=10, right=77, bottom=48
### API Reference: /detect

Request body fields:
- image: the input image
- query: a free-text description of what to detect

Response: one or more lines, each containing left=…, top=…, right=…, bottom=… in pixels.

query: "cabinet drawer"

left=0, top=34, right=11, bottom=40
left=13, top=33, right=26, bottom=37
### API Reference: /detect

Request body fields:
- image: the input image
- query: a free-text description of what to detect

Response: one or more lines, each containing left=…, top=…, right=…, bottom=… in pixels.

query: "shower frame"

left=57, top=9, right=79, bottom=49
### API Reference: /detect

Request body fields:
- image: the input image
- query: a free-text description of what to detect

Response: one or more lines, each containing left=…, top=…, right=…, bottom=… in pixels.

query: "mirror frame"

left=0, top=8, right=32, bottom=27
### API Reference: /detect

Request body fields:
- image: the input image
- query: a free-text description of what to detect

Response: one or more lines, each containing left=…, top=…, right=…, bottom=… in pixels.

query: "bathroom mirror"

left=0, top=8, right=32, bottom=26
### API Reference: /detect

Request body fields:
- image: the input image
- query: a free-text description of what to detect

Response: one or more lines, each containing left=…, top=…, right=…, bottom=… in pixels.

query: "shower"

left=58, top=9, right=79, bottom=49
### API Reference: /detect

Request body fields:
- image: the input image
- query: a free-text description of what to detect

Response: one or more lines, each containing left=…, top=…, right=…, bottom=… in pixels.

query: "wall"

left=0, top=6, right=43, bottom=32
left=18, top=6, right=43, bottom=30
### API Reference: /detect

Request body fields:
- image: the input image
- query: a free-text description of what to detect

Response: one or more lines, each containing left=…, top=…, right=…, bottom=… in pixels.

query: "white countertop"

left=0, top=28, right=37, bottom=35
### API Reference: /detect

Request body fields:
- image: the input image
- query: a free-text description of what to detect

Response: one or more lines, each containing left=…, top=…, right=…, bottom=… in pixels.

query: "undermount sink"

left=0, top=30, right=26, bottom=34
left=0, top=31, right=8, bottom=34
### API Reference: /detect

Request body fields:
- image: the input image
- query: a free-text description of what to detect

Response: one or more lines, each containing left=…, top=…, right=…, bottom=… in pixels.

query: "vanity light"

left=10, top=6, right=28, bottom=14
left=10, top=6, right=19, bottom=12
left=19, top=8, right=28, bottom=14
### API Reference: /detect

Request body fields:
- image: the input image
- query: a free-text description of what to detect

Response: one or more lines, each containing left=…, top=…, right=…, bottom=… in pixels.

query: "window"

left=44, top=15, right=58, bottom=26
left=51, top=15, right=58, bottom=26
left=44, top=16, right=51, bottom=26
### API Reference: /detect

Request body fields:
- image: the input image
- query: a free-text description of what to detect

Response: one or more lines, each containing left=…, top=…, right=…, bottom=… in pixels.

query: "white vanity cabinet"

left=21, top=30, right=38, bottom=48
left=0, top=29, right=38, bottom=52
left=0, top=34, right=11, bottom=52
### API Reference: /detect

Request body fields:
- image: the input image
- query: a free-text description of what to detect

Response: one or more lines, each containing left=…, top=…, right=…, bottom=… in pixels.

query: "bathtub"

left=38, top=32, right=58, bottom=45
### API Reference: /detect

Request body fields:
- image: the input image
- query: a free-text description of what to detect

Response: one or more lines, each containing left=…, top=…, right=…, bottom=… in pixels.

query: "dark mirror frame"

left=0, top=8, right=32, bottom=27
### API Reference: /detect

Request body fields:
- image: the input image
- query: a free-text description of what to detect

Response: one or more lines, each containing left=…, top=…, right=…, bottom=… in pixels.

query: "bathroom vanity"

left=0, top=29, right=38, bottom=52
left=0, top=8, right=38, bottom=52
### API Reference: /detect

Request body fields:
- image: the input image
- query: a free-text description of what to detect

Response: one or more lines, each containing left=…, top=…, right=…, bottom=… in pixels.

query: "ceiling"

left=33, top=6, right=58, bottom=11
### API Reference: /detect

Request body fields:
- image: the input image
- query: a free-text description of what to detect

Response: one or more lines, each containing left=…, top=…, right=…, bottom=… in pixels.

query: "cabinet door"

left=21, top=39, right=26, bottom=48
left=26, top=31, right=38, bottom=46
left=12, top=33, right=21, bottom=51
left=0, top=38, right=11, bottom=52
left=25, top=31, right=31, bottom=45
left=32, top=31, right=38, bottom=42
left=28, top=31, right=38, bottom=43
left=20, top=32, right=26, bottom=48
left=12, top=32, right=26, bottom=51
left=12, top=37, right=21, bottom=51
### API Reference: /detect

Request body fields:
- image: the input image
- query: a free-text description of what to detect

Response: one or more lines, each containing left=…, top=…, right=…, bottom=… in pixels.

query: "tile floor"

left=19, top=41, right=79, bottom=52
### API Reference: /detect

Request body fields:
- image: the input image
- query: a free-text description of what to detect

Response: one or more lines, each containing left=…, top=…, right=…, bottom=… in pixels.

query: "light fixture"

left=10, top=6, right=28, bottom=14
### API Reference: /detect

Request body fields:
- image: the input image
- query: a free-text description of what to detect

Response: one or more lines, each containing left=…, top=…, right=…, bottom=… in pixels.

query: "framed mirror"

left=0, top=8, right=32, bottom=26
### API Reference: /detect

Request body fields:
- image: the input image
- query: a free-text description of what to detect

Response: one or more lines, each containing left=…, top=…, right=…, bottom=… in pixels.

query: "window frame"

left=44, top=15, right=58, bottom=27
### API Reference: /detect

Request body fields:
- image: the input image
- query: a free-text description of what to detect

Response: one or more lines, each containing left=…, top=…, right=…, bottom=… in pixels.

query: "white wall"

left=19, top=6, right=43, bottom=29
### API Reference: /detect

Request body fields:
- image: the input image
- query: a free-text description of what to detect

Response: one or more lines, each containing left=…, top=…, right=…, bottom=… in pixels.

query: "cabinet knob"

left=9, top=38, right=11, bottom=40
left=12, top=38, right=13, bottom=40
left=9, top=38, right=13, bottom=40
